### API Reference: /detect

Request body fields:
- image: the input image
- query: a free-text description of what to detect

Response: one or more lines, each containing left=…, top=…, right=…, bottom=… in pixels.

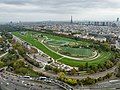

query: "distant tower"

left=117, top=18, right=119, bottom=22
left=70, top=16, right=73, bottom=24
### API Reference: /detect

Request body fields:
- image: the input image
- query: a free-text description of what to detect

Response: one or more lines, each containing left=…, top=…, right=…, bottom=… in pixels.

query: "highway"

left=0, top=71, right=64, bottom=90
left=90, top=79, right=120, bottom=90
left=74, top=79, right=120, bottom=90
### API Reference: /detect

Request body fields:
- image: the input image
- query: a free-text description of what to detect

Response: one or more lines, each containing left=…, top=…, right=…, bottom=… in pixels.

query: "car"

left=23, top=76, right=30, bottom=79
left=22, top=81, right=24, bottom=84
left=38, top=77, right=47, bottom=80
left=30, top=83, right=34, bottom=86
left=24, top=84, right=27, bottom=86
left=0, top=68, right=4, bottom=72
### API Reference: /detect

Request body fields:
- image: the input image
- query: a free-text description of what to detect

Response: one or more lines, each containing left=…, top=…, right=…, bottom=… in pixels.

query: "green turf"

left=60, top=47, right=93, bottom=57
left=13, top=32, right=62, bottom=59
left=30, top=31, right=91, bottom=46
left=47, top=40, right=67, bottom=46
left=13, top=31, right=112, bottom=67
left=60, top=52, right=112, bottom=67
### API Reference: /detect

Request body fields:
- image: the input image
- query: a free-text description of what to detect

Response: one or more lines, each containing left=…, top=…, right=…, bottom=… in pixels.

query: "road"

left=0, top=71, right=64, bottom=90
left=90, top=79, right=120, bottom=90
left=69, top=66, right=117, bottom=79
left=0, top=69, right=120, bottom=90
left=27, top=59, right=117, bottom=80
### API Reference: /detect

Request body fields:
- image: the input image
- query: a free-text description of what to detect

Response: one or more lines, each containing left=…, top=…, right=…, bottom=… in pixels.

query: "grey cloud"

left=0, top=0, right=120, bottom=22
left=0, top=0, right=120, bottom=8
left=28, top=0, right=120, bottom=9
left=0, top=0, right=30, bottom=5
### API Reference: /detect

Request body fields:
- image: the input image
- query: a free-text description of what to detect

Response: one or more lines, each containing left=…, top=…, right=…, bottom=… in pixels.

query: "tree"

left=78, top=64, right=85, bottom=71
left=70, top=68, right=77, bottom=75
left=89, top=65, right=98, bottom=73
left=85, top=62, right=89, bottom=70
left=13, top=60, right=25, bottom=69
left=58, top=72, right=66, bottom=81
left=80, top=77, right=96, bottom=85
left=87, top=70, right=95, bottom=74
left=105, top=60, right=114, bottom=69
left=65, top=78, right=77, bottom=86
left=23, top=55, right=40, bottom=68
left=116, top=63, right=120, bottom=77
left=105, top=73, right=112, bottom=79
left=15, top=67, right=28, bottom=75
left=97, top=63, right=105, bottom=71
left=13, top=42, right=26, bottom=56
left=0, top=37, right=3, bottom=44
left=1, top=54, right=18, bottom=66
left=45, top=65, right=52, bottom=71
left=102, top=42, right=111, bottom=51
left=53, top=67, right=60, bottom=74
left=0, top=61, right=4, bottom=68
left=97, top=77, right=103, bottom=81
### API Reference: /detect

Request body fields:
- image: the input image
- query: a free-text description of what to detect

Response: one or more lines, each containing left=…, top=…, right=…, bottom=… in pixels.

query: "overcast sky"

left=0, top=0, right=120, bottom=22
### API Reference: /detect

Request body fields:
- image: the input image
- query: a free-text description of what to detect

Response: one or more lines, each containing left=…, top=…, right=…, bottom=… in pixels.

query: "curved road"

left=26, top=59, right=117, bottom=80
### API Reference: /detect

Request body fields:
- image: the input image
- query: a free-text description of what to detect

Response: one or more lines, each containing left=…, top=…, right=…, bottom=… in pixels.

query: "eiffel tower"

left=70, top=16, right=73, bottom=24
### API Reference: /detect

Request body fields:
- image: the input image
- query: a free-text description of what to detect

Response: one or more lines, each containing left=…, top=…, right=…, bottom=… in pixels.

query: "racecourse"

left=13, top=31, right=112, bottom=67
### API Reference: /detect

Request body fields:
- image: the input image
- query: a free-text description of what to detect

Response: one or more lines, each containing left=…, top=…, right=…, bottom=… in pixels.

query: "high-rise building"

left=117, top=18, right=119, bottom=22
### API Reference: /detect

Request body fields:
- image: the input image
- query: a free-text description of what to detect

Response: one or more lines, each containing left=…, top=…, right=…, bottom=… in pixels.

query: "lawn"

left=30, top=31, right=91, bottom=46
left=13, top=31, right=112, bottom=67
left=60, top=47, right=93, bottom=57
left=60, top=51, right=112, bottom=67
left=13, top=32, right=62, bottom=59
left=47, top=40, right=67, bottom=46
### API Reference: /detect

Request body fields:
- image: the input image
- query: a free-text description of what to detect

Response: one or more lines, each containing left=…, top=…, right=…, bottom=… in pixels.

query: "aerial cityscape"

left=0, top=0, right=120, bottom=90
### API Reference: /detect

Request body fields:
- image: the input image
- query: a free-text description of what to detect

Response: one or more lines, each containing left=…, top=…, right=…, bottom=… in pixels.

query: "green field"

left=60, top=52, right=111, bottom=67
left=13, top=32, right=62, bottom=59
left=47, top=40, right=67, bottom=46
left=45, top=36, right=93, bottom=57
left=13, top=31, right=112, bottom=67
left=60, top=47, right=93, bottom=57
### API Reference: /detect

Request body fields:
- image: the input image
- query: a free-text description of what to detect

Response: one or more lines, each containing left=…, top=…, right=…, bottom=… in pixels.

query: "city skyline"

left=1, top=0, right=120, bottom=22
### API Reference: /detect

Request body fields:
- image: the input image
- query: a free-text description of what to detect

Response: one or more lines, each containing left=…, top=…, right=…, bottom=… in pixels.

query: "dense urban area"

left=0, top=18, right=120, bottom=90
